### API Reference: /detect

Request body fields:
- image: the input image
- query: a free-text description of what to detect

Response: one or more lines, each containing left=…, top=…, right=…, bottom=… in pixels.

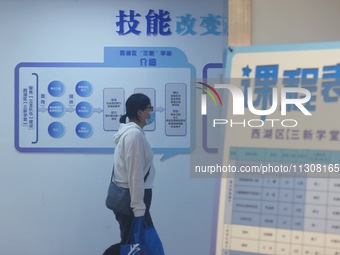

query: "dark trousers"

left=103, top=189, right=153, bottom=255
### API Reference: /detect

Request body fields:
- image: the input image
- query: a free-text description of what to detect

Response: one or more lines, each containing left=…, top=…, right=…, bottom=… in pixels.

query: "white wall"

left=252, top=0, right=340, bottom=45
left=0, top=1, right=225, bottom=255
left=2, top=1, right=340, bottom=255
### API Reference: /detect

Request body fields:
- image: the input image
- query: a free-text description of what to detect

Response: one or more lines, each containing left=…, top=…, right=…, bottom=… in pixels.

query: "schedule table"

left=221, top=147, right=340, bottom=255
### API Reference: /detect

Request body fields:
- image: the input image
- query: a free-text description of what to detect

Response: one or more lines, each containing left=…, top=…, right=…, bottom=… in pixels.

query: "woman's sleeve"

left=124, top=131, right=146, bottom=217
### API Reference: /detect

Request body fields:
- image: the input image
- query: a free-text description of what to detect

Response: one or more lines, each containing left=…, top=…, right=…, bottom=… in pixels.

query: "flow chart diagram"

left=15, top=47, right=195, bottom=159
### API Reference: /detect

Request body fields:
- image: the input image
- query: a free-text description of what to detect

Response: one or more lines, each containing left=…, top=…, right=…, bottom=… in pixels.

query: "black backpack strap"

left=144, top=167, right=151, bottom=182
left=110, top=165, right=115, bottom=183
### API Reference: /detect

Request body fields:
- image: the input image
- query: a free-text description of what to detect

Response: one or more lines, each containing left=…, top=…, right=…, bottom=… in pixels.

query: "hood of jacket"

left=113, top=122, right=143, bottom=145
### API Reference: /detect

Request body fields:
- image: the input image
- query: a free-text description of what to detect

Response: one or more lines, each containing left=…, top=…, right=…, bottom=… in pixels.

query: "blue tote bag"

left=120, top=217, right=165, bottom=255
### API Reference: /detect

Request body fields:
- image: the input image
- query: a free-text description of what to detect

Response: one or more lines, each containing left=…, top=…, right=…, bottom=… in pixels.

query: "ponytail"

left=119, top=114, right=128, bottom=123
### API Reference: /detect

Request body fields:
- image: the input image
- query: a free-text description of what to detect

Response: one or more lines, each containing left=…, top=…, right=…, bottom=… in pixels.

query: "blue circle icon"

left=76, top=101, right=93, bottom=118
left=48, top=101, right=65, bottom=118
left=75, top=122, right=93, bottom=138
left=75, top=80, right=93, bottom=97
left=48, top=122, right=65, bottom=138
left=48, top=80, right=65, bottom=97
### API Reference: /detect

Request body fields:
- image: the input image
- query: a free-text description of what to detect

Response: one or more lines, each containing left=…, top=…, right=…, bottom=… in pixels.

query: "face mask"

left=146, top=111, right=155, bottom=125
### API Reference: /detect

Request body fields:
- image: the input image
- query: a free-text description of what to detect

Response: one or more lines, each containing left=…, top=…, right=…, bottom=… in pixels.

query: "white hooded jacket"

left=112, top=122, right=155, bottom=217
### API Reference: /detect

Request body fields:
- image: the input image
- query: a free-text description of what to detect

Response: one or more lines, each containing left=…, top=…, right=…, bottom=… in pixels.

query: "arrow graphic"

left=155, top=106, right=165, bottom=112
left=38, top=106, right=47, bottom=112
left=93, top=107, right=103, bottom=113
left=65, top=107, right=75, bottom=113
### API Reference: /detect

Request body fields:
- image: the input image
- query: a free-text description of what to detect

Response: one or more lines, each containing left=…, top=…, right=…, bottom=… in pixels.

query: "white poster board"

left=214, top=41, right=340, bottom=255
